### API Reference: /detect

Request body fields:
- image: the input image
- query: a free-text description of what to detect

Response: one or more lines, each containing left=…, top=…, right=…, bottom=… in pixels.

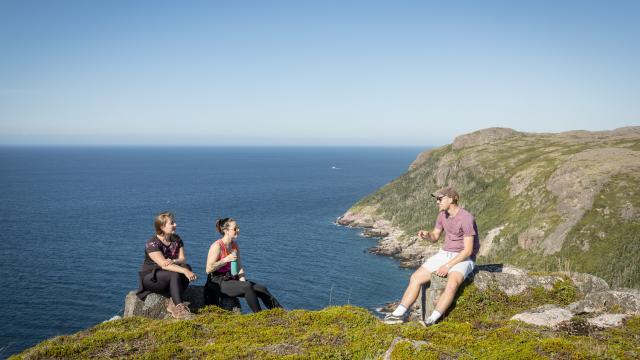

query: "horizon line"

left=0, top=143, right=436, bottom=148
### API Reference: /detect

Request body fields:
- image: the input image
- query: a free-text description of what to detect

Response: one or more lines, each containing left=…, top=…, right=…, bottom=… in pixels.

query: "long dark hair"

left=215, top=217, right=236, bottom=235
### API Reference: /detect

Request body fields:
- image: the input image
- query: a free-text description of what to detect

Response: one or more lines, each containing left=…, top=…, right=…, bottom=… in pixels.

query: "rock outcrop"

left=473, top=264, right=563, bottom=296
left=451, top=127, right=522, bottom=150
left=123, top=286, right=240, bottom=319
left=511, top=305, right=574, bottom=328
left=568, top=289, right=640, bottom=315
left=506, top=277, right=639, bottom=330
left=510, top=289, right=639, bottom=330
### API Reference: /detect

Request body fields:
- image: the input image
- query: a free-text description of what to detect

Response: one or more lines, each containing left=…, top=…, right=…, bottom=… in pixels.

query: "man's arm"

left=418, top=228, right=442, bottom=242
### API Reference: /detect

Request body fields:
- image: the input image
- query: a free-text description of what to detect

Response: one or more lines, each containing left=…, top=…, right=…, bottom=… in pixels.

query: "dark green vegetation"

left=350, top=128, right=640, bottom=288
left=13, top=279, right=640, bottom=359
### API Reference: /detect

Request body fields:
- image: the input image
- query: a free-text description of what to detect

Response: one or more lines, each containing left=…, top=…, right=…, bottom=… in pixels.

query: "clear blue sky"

left=1, top=0, right=638, bottom=146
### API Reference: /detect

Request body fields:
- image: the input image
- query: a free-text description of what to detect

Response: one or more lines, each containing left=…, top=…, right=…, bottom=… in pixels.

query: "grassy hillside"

left=13, top=279, right=640, bottom=359
left=350, top=128, right=640, bottom=287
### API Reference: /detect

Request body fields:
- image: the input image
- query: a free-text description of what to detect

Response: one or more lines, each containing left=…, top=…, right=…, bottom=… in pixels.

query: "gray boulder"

left=567, top=299, right=600, bottom=315
left=472, top=265, right=563, bottom=296
left=514, top=288, right=640, bottom=330
left=560, top=271, right=609, bottom=294
left=124, top=291, right=173, bottom=319
left=510, top=304, right=573, bottom=328
left=124, top=286, right=240, bottom=319
left=587, top=314, right=630, bottom=328
left=576, top=289, right=640, bottom=314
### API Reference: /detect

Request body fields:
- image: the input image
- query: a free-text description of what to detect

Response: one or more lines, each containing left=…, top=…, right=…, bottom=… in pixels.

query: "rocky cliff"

left=339, top=127, right=640, bottom=288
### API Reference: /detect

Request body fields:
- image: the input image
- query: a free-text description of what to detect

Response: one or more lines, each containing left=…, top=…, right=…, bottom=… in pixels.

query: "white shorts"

left=422, top=250, right=475, bottom=279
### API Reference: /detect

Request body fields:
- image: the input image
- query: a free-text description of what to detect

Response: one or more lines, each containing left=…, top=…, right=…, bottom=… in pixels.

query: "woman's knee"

left=251, top=282, right=268, bottom=292
left=238, top=281, right=253, bottom=293
left=168, top=271, right=185, bottom=284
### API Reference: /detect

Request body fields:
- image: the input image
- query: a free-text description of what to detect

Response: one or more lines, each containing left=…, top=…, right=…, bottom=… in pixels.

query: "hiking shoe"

left=172, top=303, right=194, bottom=320
left=383, top=313, right=406, bottom=324
left=165, top=298, right=177, bottom=314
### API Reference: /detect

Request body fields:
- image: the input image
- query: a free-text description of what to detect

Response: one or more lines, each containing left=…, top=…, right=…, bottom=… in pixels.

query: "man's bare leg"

left=384, top=266, right=433, bottom=323
left=399, top=266, right=432, bottom=309
left=423, top=271, right=464, bottom=325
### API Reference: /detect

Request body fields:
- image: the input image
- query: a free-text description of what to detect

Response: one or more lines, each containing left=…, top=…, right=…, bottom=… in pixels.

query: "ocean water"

left=0, top=146, right=422, bottom=357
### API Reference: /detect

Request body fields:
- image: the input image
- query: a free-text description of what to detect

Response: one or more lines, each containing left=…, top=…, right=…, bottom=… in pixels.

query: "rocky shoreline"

left=336, top=206, right=436, bottom=269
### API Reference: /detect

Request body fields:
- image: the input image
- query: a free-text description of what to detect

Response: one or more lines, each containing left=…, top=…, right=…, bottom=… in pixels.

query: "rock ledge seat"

left=124, top=285, right=240, bottom=319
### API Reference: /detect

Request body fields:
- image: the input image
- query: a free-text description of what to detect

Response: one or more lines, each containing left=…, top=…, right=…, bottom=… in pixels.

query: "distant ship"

left=331, top=166, right=341, bottom=170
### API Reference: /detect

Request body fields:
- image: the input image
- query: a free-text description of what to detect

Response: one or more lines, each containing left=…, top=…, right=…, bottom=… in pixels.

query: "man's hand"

left=435, top=265, right=449, bottom=277
left=418, top=230, right=430, bottom=240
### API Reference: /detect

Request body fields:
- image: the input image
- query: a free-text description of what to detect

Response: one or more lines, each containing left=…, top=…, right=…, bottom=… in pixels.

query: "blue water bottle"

left=230, top=250, right=238, bottom=276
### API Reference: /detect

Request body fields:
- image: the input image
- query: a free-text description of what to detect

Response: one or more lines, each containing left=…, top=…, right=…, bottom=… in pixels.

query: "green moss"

left=536, top=337, right=584, bottom=359
left=13, top=303, right=640, bottom=359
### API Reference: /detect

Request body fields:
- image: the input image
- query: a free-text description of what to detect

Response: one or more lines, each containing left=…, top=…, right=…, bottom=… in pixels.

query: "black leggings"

left=207, top=275, right=281, bottom=312
left=142, top=268, right=190, bottom=305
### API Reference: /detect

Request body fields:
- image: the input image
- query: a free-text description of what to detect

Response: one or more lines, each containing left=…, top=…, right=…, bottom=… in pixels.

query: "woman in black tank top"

left=204, top=217, right=282, bottom=312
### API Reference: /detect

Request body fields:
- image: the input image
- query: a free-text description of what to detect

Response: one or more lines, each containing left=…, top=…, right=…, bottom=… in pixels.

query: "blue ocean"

left=0, top=146, right=421, bottom=357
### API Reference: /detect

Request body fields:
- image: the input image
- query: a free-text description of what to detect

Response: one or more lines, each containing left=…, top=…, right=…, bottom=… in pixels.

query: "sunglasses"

left=435, top=196, right=446, bottom=202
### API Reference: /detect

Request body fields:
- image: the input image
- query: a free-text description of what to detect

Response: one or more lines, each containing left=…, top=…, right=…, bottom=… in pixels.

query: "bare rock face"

left=559, top=272, right=609, bottom=295
left=577, top=289, right=640, bottom=314
left=567, top=300, right=599, bottom=315
left=124, top=291, right=173, bottom=319
left=511, top=304, right=574, bottom=328
left=336, top=210, right=376, bottom=228
left=479, top=225, right=505, bottom=257
left=408, top=149, right=435, bottom=171
left=513, top=288, right=640, bottom=330
left=452, top=127, right=522, bottom=150
left=541, top=147, right=640, bottom=255
left=362, top=228, right=390, bottom=238
left=124, top=286, right=239, bottom=319
left=472, top=265, right=562, bottom=296
left=587, top=314, right=630, bottom=328
left=369, top=234, right=436, bottom=269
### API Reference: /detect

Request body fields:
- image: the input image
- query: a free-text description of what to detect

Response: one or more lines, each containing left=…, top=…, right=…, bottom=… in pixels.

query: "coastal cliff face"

left=339, top=127, right=640, bottom=288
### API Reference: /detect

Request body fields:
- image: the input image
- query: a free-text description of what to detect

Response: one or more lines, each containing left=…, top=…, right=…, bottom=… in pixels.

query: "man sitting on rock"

left=383, top=186, right=480, bottom=326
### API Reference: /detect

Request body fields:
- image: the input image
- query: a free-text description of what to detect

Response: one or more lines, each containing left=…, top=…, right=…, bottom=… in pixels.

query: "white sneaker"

left=383, top=313, right=406, bottom=324
left=421, top=317, right=437, bottom=327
